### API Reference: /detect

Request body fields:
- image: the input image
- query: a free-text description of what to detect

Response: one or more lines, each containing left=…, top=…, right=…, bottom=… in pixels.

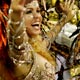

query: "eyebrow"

left=24, top=3, right=39, bottom=9
left=25, top=7, right=40, bottom=11
left=26, top=8, right=33, bottom=11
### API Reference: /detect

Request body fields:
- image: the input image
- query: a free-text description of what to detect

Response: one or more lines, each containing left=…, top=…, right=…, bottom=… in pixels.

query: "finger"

left=60, top=3, right=65, bottom=11
left=68, top=0, right=71, bottom=5
left=67, top=0, right=72, bottom=9
left=11, top=0, right=26, bottom=12
left=19, top=0, right=26, bottom=12
left=65, top=0, right=69, bottom=9
left=71, top=0, right=75, bottom=6
left=70, top=0, right=75, bottom=9
left=65, top=0, right=68, bottom=6
left=19, top=0, right=26, bottom=6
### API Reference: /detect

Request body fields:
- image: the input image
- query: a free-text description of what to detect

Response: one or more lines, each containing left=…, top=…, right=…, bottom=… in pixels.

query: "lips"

left=31, top=22, right=40, bottom=29
left=32, top=24, right=39, bottom=26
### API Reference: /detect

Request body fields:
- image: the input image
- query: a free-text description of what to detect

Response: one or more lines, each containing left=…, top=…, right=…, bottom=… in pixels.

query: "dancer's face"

left=24, top=0, right=42, bottom=37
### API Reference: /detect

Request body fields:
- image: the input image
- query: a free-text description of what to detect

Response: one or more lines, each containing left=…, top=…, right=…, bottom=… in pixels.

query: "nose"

left=33, top=11, right=41, bottom=20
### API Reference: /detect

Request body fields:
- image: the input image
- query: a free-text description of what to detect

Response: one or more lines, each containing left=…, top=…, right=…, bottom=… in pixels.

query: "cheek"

left=40, top=15, right=42, bottom=22
left=24, top=15, right=33, bottom=25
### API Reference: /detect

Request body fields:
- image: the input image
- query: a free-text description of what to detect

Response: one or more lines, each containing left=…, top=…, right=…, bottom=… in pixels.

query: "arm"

left=47, top=0, right=75, bottom=41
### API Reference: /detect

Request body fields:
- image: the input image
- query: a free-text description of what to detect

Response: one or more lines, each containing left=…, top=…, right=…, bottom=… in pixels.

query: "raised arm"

left=8, top=0, right=29, bottom=53
left=47, top=0, right=75, bottom=41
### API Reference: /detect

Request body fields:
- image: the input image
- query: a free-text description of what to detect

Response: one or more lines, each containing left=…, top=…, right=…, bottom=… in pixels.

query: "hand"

left=11, top=0, right=26, bottom=12
left=60, top=0, right=75, bottom=22
left=10, top=0, right=26, bottom=21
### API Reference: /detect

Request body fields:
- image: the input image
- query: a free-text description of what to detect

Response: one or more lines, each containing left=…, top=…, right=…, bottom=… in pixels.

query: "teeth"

left=32, top=24, right=39, bottom=26
left=32, top=22, right=39, bottom=26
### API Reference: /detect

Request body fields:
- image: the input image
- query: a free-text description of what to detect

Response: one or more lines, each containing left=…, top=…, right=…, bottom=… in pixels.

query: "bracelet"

left=8, top=19, right=21, bottom=25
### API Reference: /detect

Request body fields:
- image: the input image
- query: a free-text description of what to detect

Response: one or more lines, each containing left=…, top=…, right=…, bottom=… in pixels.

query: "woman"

left=7, top=0, right=74, bottom=80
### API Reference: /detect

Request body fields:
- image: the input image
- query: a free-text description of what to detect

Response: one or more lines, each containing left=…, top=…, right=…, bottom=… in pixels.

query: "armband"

left=8, top=19, right=21, bottom=25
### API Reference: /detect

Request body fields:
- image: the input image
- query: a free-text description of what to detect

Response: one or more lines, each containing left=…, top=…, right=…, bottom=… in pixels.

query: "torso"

left=8, top=35, right=55, bottom=80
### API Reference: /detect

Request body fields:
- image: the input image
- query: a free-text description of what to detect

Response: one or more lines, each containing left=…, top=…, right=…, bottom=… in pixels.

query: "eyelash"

left=26, top=11, right=32, bottom=14
left=26, top=10, right=40, bottom=14
left=37, top=10, right=40, bottom=13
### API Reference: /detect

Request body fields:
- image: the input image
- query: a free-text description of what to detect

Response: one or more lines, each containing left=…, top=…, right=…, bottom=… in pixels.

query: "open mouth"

left=31, top=22, right=40, bottom=29
left=32, top=24, right=39, bottom=26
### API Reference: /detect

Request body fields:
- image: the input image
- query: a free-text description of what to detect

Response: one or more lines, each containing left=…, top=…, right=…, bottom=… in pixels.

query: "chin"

left=28, top=31, right=41, bottom=37
left=33, top=30, right=41, bottom=35
left=34, top=32, right=41, bottom=35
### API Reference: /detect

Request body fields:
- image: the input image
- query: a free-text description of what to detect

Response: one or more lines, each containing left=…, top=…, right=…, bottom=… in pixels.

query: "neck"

left=29, top=34, right=42, bottom=42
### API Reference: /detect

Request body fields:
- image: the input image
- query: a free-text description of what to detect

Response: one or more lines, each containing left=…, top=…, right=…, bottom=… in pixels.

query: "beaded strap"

left=8, top=18, right=35, bottom=65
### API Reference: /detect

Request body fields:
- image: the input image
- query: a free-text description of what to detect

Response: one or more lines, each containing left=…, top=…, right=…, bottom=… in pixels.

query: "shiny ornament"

left=52, top=0, right=57, bottom=6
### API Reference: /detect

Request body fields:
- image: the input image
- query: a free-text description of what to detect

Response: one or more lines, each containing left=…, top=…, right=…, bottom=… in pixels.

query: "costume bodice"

left=10, top=52, right=55, bottom=80
left=9, top=43, right=55, bottom=80
left=25, top=52, right=55, bottom=80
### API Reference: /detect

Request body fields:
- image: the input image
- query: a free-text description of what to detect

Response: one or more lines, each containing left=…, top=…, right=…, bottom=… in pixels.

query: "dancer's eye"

left=37, top=9, right=40, bottom=13
left=26, top=10, right=32, bottom=14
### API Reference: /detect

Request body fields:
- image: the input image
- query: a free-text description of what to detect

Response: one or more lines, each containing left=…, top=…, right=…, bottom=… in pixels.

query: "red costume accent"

left=0, top=0, right=17, bottom=80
